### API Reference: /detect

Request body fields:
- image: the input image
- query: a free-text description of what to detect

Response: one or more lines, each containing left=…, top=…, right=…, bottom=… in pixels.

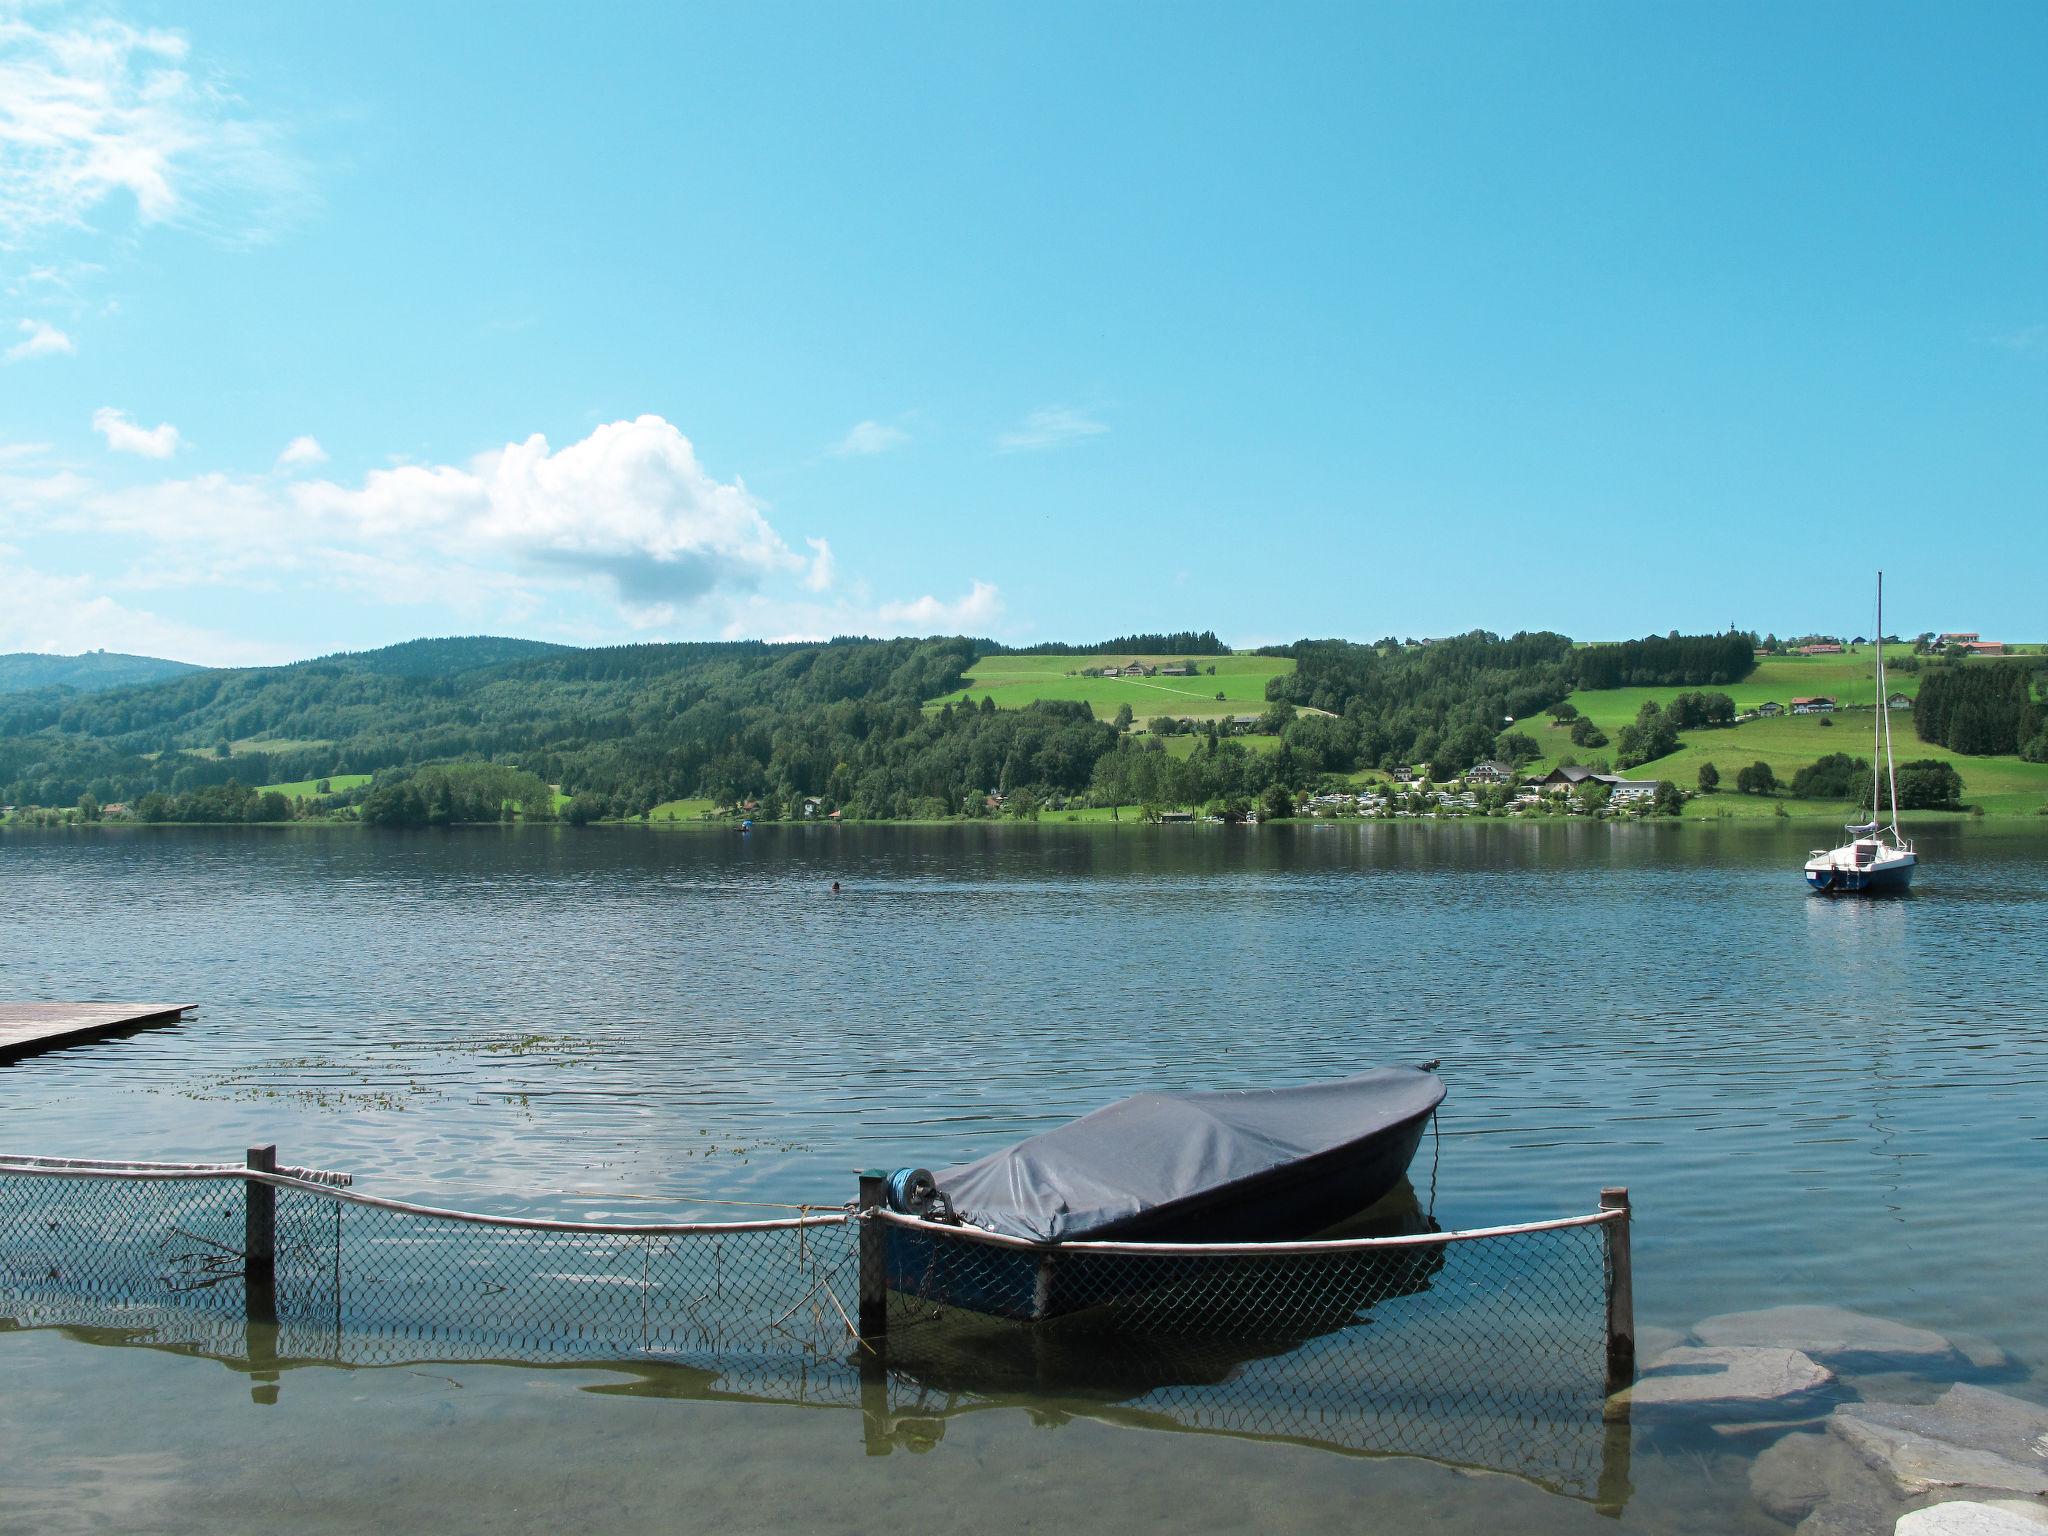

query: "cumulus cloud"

left=91, top=406, right=181, bottom=457
left=0, top=13, right=310, bottom=249
left=830, top=419, right=909, bottom=456
left=294, top=415, right=803, bottom=604
left=996, top=406, right=1108, bottom=453
left=275, top=434, right=326, bottom=468
left=4, top=318, right=71, bottom=361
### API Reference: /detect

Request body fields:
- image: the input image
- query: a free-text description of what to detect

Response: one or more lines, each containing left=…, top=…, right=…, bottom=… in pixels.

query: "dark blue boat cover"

left=935, top=1068, right=1445, bottom=1243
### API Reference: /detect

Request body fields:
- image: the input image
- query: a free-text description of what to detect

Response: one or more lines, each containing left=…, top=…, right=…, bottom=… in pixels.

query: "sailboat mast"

left=1877, top=572, right=1902, bottom=836
left=1874, top=572, right=1884, bottom=821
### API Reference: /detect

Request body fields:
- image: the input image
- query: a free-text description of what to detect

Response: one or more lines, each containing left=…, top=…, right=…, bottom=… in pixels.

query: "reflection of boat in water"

left=882, top=1066, right=1446, bottom=1323
left=1805, top=572, right=1917, bottom=895
left=883, top=1181, right=1445, bottom=1397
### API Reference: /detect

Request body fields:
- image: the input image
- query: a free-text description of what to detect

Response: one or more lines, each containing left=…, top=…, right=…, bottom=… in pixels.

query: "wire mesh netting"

left=0, top=1164, right=1626, bottom=1501
left=880, top=1216, right=1617, bottom=1496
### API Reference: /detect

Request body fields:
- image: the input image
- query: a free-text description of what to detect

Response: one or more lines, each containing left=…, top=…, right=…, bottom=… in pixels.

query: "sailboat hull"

left=1805, top=858, right=1914, bottom=895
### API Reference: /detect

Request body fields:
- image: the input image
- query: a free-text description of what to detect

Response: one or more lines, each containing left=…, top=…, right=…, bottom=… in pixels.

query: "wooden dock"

left=0, top=1003, right=194, bottom=1062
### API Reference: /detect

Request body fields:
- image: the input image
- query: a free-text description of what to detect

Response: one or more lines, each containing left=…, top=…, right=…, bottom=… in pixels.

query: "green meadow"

left=646, top=797, right=718, bottom=822
left=1512, top=649, right=2048, bottom=818
left=256, top=773, right=372, bottom=799
left=925, top=653, right=1293, bottom=723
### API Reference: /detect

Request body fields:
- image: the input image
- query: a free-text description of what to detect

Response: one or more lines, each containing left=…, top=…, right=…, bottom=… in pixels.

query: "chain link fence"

left=1, top=1154, right=1630, bottom=1502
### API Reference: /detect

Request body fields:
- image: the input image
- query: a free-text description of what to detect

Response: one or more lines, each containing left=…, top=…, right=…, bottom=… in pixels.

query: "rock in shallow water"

left=1693, top=1305, right=1969, bottom=1364
left=1620, top=1345, right=1835, bottom=1408
left=1752, top=1430, right=1888, bottom=1521
left=1832, top=1385, right=2048, bottom=1500
left=1893, top=1502, right=2048, bottom=1534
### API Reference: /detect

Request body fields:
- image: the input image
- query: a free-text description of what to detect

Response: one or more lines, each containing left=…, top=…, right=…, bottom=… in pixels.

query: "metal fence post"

left=246, top=1144, right=277, bottom=1285
left=1600, top=1186, right=1634, bottom=1396
left=857, top=1169, right=887, bottom=1349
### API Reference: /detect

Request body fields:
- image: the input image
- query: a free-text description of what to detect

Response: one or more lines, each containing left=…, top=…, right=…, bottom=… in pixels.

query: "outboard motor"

left=885, top=1167, right=937, bottom=1215
left=884, top=1167, right=957, bottom=1223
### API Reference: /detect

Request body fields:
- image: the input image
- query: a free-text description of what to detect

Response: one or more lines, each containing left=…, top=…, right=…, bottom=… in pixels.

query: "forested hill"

left=0, top=651, right=205, bottom=695
left=0, top=627, right=1769, bottom=820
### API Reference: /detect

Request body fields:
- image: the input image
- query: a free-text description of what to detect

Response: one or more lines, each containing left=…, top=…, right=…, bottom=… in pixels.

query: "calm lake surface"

left=3, top=821, right=2045, bottom=1533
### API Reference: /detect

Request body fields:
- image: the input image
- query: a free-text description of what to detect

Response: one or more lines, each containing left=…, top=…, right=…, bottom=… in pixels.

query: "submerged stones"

left=1692, top=1306, right=2011, bottom=1373
left=1832, top=1385, right=2048, bottom=1501
left=1622, top=1344, right=1835, bottom=1410
left=1893, top=1504, right=2048, bottom=1535
left=1743, top=1384, right=2048, bottom=1536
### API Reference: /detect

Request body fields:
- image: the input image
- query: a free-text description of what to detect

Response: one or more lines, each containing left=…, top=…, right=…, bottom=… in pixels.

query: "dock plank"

left=0, top=1003, right=195, bottom=1062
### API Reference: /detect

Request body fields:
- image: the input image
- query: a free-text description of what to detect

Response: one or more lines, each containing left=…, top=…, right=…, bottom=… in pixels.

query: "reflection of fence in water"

left=879, top=1211, right=1618, bottom=1497
left=0, top=1157, right=1627, bottom=1503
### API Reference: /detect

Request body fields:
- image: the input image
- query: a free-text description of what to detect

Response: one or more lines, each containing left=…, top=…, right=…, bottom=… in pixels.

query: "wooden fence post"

left=1600, top=1186, right=1635, bottom=1396
left=245, top=1144, right=277, bottom=1286
left=857, top=1170, right=887, bottom=1350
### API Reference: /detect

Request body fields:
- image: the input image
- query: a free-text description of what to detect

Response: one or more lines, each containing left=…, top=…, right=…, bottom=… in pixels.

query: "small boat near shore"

left=1804, top=572, right=1916, bottom=896
left=882, top=1065, right=1445, bottom=1322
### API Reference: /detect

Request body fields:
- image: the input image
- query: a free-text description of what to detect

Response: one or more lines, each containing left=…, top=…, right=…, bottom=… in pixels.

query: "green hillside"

left=0, top=651, right=205, bottom=695
left=1520, top=649, right=2048, bottom=816
left=926, top=653, right=1292, bottom=722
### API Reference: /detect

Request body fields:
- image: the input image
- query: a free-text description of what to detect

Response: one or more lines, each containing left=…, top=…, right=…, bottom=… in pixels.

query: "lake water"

left=3, top=822, right=2045, bottom=1533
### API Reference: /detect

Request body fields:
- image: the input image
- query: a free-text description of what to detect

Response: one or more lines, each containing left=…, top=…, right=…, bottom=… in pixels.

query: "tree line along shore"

left=2, top=630, right=2045, bottom=828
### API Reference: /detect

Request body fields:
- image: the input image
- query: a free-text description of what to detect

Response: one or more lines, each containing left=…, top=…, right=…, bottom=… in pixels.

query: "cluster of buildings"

left=1936, top=633, right=2007, bottom=656
left=1292, top=761, right=1667, bottom=818
left=1096, top=660, right=1199, bottom=678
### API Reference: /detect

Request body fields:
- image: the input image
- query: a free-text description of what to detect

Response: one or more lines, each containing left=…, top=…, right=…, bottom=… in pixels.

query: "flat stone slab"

left=1620, top=1345, right=1835, bottom=1408
left=1833, top=1386, right=2048, bottom=1500
left=1894, top=1502, right=2048, bottom=1534
left=1695, top=1305, right=1971, bottom=1364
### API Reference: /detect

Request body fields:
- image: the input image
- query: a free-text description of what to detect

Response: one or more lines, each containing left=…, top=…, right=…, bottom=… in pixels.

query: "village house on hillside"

left=1887, top=692, right=1912, bottom=710
left=1757, top=701, right=1784, bottom=717
left=1534, top=765, right=1659, bottom=803
left=1795, top=643, right=1844, bottom=655
left=1790, top=696, right=1836, bottom=714
left=1465, top=761, right=1515, bottom=784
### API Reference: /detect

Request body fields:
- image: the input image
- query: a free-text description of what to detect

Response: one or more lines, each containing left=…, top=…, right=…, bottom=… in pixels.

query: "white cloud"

left=1993, top=324, right=2045, bottom=354
left=996, top=405, right=1109, bottom=453
left=4, top=317, right=71, bottom=361
left=0, top=545, right=262, bottom=665
left=294, top=415, right=802, bottom=604
left=876, top=579, right=1004, bottom=629
left=276, top=434, right=326, bottom=468
left=92, top=406, right=181, bottom=458
left=0, top=14, right=310, bottom=250
left=803, top=536, right=836, bottom=592
left=8, top=414, right=1004, bottom=647
left=830, top=419, right=909, bottom=456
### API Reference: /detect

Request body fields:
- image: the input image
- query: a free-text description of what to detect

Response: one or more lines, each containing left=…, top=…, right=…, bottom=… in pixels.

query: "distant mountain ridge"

left=0, top=651, right=206, bottom=695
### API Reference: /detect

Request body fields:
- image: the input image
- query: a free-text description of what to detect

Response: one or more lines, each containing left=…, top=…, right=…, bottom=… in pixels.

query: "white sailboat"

left=1804, top=572, right=1916, bottom=894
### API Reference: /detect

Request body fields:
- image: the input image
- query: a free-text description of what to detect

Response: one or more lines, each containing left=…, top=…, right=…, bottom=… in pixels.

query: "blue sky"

left=2, top=2, right=2042, bottom=665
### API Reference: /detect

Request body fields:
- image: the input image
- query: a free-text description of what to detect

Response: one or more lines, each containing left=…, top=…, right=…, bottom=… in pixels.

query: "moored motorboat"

left=881, top=1065, right=1445, bottom=1322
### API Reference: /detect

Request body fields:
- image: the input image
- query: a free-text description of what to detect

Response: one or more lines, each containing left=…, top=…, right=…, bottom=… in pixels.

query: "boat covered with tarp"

left=882, top=1066, right=1445, bottom=1322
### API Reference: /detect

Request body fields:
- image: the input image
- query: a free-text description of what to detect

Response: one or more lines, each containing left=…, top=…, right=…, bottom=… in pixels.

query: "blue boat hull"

left=1806, top=862, right=1914, bottom=894
left=886, top=1107, right=1437, bottom=1323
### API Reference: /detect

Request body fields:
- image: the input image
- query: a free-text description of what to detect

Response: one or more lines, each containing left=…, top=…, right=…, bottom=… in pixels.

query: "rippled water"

left=3, top=821, right=2045, bottom=1532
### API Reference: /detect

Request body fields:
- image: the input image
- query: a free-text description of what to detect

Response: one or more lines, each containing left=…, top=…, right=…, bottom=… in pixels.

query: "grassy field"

left=646, top=797, right=718, bottom=822
left=184, top=737, right=334, bottom=762
left=1158, top=732, right=1283, bottom=759
left=1504, top=649, right=2048, bottom=817
left=257, top=773, right=371, bottom=799
left=925, top=653, right=1293, bottom=723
